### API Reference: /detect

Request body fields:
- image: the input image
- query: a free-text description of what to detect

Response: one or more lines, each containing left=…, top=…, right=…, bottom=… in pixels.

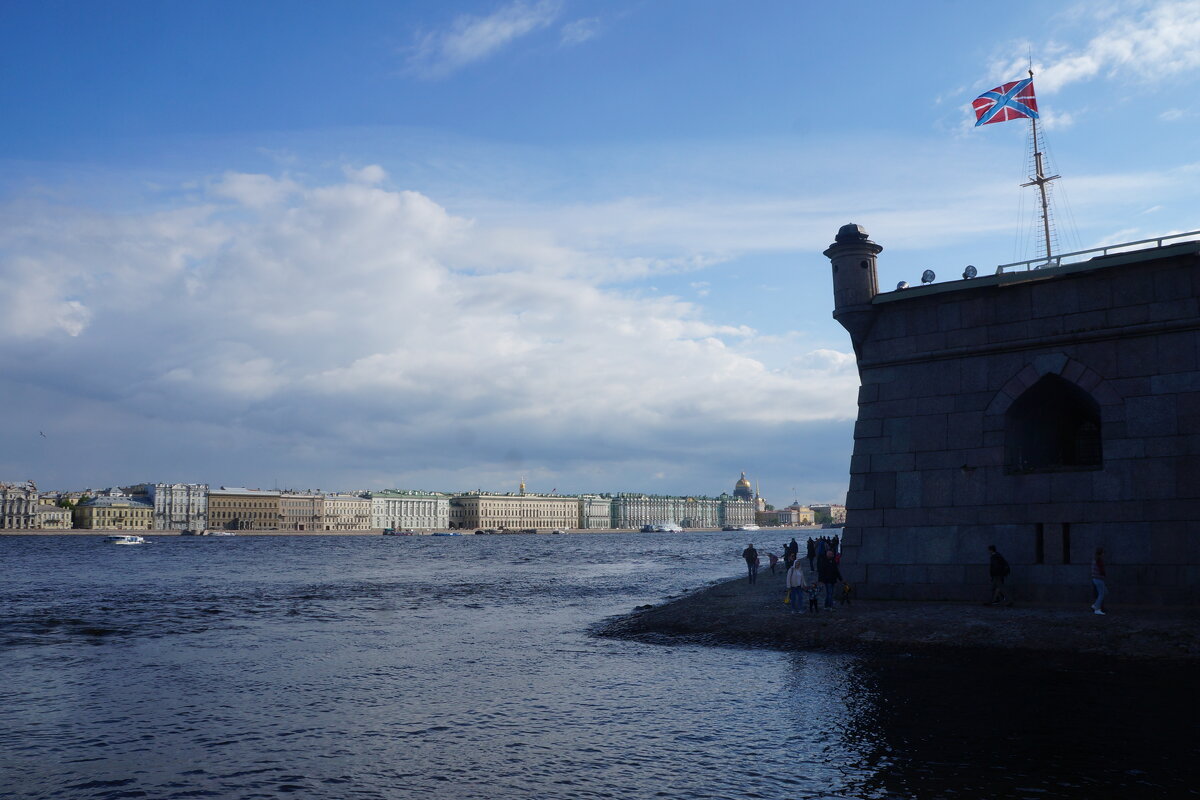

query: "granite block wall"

left=834, top=239, right=1200, bottom=605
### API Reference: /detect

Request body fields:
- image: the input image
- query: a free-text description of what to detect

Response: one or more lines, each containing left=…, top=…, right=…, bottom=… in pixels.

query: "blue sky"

left=2, top=0, right=1199, bottom=503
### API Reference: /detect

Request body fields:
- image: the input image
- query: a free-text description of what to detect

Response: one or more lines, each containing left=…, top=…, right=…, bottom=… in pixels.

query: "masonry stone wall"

left=830, top=231, right=1200, bottom=606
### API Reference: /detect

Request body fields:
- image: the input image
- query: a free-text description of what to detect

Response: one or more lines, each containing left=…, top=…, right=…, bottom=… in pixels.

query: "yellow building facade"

left=449, top=493, right=578, bottom=531
left=208, top=488, right=282, bottom=530
left=74, top=497, right=154, bottom=530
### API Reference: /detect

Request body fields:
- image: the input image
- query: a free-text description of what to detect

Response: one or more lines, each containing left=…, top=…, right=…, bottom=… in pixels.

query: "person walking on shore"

left=1091, top=547, right=1108, bottom=615
left=988, top=545, right=1012, bottom=606
left=785, top=538, right=798, bottom=570
left=786, top=558, right=808, bottom=613
left=742, top=543, right=759, bottom=584
left=817, top=549, right=842, bottom=611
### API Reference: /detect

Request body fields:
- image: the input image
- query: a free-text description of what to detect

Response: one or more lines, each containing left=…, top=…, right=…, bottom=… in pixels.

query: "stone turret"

left=824, top=223, right=882, bottom=356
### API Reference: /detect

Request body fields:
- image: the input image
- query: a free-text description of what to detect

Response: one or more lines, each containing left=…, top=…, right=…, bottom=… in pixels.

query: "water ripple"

left=1, top=533, right=1194, bottom=800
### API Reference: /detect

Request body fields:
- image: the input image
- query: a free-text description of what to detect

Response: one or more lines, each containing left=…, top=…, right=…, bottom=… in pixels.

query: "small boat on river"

left=103, top=535, right=147, bottom=545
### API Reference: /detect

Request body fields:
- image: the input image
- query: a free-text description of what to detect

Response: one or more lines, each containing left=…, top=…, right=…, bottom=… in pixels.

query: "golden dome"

left=736, top=471, right=751, bottom=489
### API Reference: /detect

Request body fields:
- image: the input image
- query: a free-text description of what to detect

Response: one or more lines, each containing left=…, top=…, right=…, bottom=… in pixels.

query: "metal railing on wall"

left=996, top=229, right=1200, bottom=274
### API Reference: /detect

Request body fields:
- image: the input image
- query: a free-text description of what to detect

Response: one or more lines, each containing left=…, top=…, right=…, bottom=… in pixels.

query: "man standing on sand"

left=817, top=548, right=842, bottom=611
left=742, top=543, right=759, bottom=584
left=988, top=545, right=1012, bottom=606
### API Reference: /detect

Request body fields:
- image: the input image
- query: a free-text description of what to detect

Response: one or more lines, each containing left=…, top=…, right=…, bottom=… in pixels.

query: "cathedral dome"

left=734, top=471, right=753, bottom=500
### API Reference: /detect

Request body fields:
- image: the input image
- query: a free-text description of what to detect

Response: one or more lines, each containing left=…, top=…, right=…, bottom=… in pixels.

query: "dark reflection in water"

left=0, top=533, right=1194, bottom=799
left=831, top=652, right=1199, bottom=799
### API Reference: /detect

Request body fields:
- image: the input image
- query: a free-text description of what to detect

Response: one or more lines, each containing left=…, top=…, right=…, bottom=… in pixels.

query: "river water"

left=1, top=532, right=1194, bottom=799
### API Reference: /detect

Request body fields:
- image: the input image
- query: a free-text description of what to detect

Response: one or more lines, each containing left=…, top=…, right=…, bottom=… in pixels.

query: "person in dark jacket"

left=816, top=549, right=842, bottom=610
left=1091, top=547, right=1107, bottom=615
left=988, top=545, right=1012, bottom=605
left=806, top=537, right=816, bottom=570
left=742, top=544, right=759, bottom=584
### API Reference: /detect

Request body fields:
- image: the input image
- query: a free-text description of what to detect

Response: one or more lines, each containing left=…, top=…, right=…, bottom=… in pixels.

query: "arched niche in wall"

left=1005, top=374, right=1103, bottom=473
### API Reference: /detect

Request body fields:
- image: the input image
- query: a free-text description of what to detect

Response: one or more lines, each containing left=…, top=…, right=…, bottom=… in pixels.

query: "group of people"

left=988, top=544, right=1109, bottom=614
left=741, top=536, right=849, bottom=614
left=745, top=538, right=1112, bottom=616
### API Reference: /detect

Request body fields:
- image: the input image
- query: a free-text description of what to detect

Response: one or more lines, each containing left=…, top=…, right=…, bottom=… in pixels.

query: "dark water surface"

left=1, top=533, right=1194, bottom=799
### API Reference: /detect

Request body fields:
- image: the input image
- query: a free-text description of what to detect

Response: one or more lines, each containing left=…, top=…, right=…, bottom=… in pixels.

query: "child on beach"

left=806, top=585, right=819, bottom=614
left=841, top=582, right=853, bottom=606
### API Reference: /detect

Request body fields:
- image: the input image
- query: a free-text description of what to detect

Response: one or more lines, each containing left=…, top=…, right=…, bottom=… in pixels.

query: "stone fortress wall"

left=826, top=224, right=1200, bottom=605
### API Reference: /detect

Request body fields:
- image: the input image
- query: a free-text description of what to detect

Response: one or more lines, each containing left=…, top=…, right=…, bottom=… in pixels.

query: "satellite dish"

left=896, top=281, right=909, bottom=290
left=921, top=269, right=936, bottom=284
left=963, top=264, right=977, bottom=279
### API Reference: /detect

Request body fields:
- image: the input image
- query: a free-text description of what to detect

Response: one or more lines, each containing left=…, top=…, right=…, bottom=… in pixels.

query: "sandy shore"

left=593, top=567, right=1200, bottom=662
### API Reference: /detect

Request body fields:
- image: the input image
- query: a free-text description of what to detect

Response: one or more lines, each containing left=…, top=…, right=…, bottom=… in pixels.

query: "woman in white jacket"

left=786, top=559, right=808, bottom=614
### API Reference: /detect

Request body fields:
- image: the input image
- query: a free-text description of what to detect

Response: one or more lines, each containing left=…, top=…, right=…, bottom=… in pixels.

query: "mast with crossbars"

left=972, top=67, right=1062, bottom=264
left=1019, top=70, right=1060, bottom=263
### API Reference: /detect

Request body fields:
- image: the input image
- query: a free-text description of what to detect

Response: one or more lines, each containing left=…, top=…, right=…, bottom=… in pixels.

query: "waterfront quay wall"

left=827, top=226, right=1200, bottom=605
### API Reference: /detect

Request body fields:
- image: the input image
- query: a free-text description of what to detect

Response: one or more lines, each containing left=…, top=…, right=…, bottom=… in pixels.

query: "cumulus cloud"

left=406, top=0, right=562, bottom=79
left=209, top=171, right=300, bottom=208
left=343, top=164, right=388, bottom=184
left=0, top=169, right=859, bottom=493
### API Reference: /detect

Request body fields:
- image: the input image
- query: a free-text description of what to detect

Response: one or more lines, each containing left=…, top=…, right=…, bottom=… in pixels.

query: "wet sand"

left=594, top=568, right=1200, bottom=662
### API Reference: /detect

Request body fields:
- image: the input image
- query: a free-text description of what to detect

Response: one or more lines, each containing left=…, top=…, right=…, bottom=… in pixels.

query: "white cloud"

left=0, top=255, right=92, bottom=338
left=0, top=169, right=859, bottom=492
left=1038, top=108, right=1075, bottom=130
left=560, top=16, right=600, bottom=46
left=209, top=172, right=300, bottom=208
left=343, top=164, right=388, bottom=185
left=406, top=0, right=562, bottom=79
left=1159, top=107, right=1187, bottom=121
left=991, top=0, right=1200, bottom=93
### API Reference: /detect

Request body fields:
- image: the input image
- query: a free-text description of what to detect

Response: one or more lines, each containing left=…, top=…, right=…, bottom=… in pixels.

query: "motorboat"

left=430, top=531, right=461, bottom=537
left=206, top=530, right=237, bottom=536
left=103, top=535, right=146, bottom=545
left=383, top=528, right=417, bottom=536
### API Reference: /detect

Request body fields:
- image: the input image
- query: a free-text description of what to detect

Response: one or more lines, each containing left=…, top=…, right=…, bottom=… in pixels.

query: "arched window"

left=1005, top=374, right=1102, bottom=472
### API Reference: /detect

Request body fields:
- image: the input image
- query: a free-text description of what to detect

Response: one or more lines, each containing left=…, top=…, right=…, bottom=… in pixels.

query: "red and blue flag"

left=972, top=77, right=1039, bottom=126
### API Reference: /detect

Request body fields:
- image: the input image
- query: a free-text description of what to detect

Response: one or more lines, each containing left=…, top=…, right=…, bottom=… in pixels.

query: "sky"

left=2, top=0, right=1200, bottom=503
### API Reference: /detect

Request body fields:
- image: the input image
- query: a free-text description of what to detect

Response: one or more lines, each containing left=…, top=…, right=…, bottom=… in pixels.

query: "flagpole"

left=1020, top=68, right=1060, bottom=263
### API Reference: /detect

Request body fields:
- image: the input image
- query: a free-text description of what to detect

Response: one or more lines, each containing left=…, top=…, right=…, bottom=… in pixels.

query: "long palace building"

left=446, top=476, right=757, bottom=531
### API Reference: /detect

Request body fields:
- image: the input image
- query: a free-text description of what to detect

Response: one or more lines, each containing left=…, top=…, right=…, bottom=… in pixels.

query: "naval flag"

left=972, top=77, right=1039, bottom=126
